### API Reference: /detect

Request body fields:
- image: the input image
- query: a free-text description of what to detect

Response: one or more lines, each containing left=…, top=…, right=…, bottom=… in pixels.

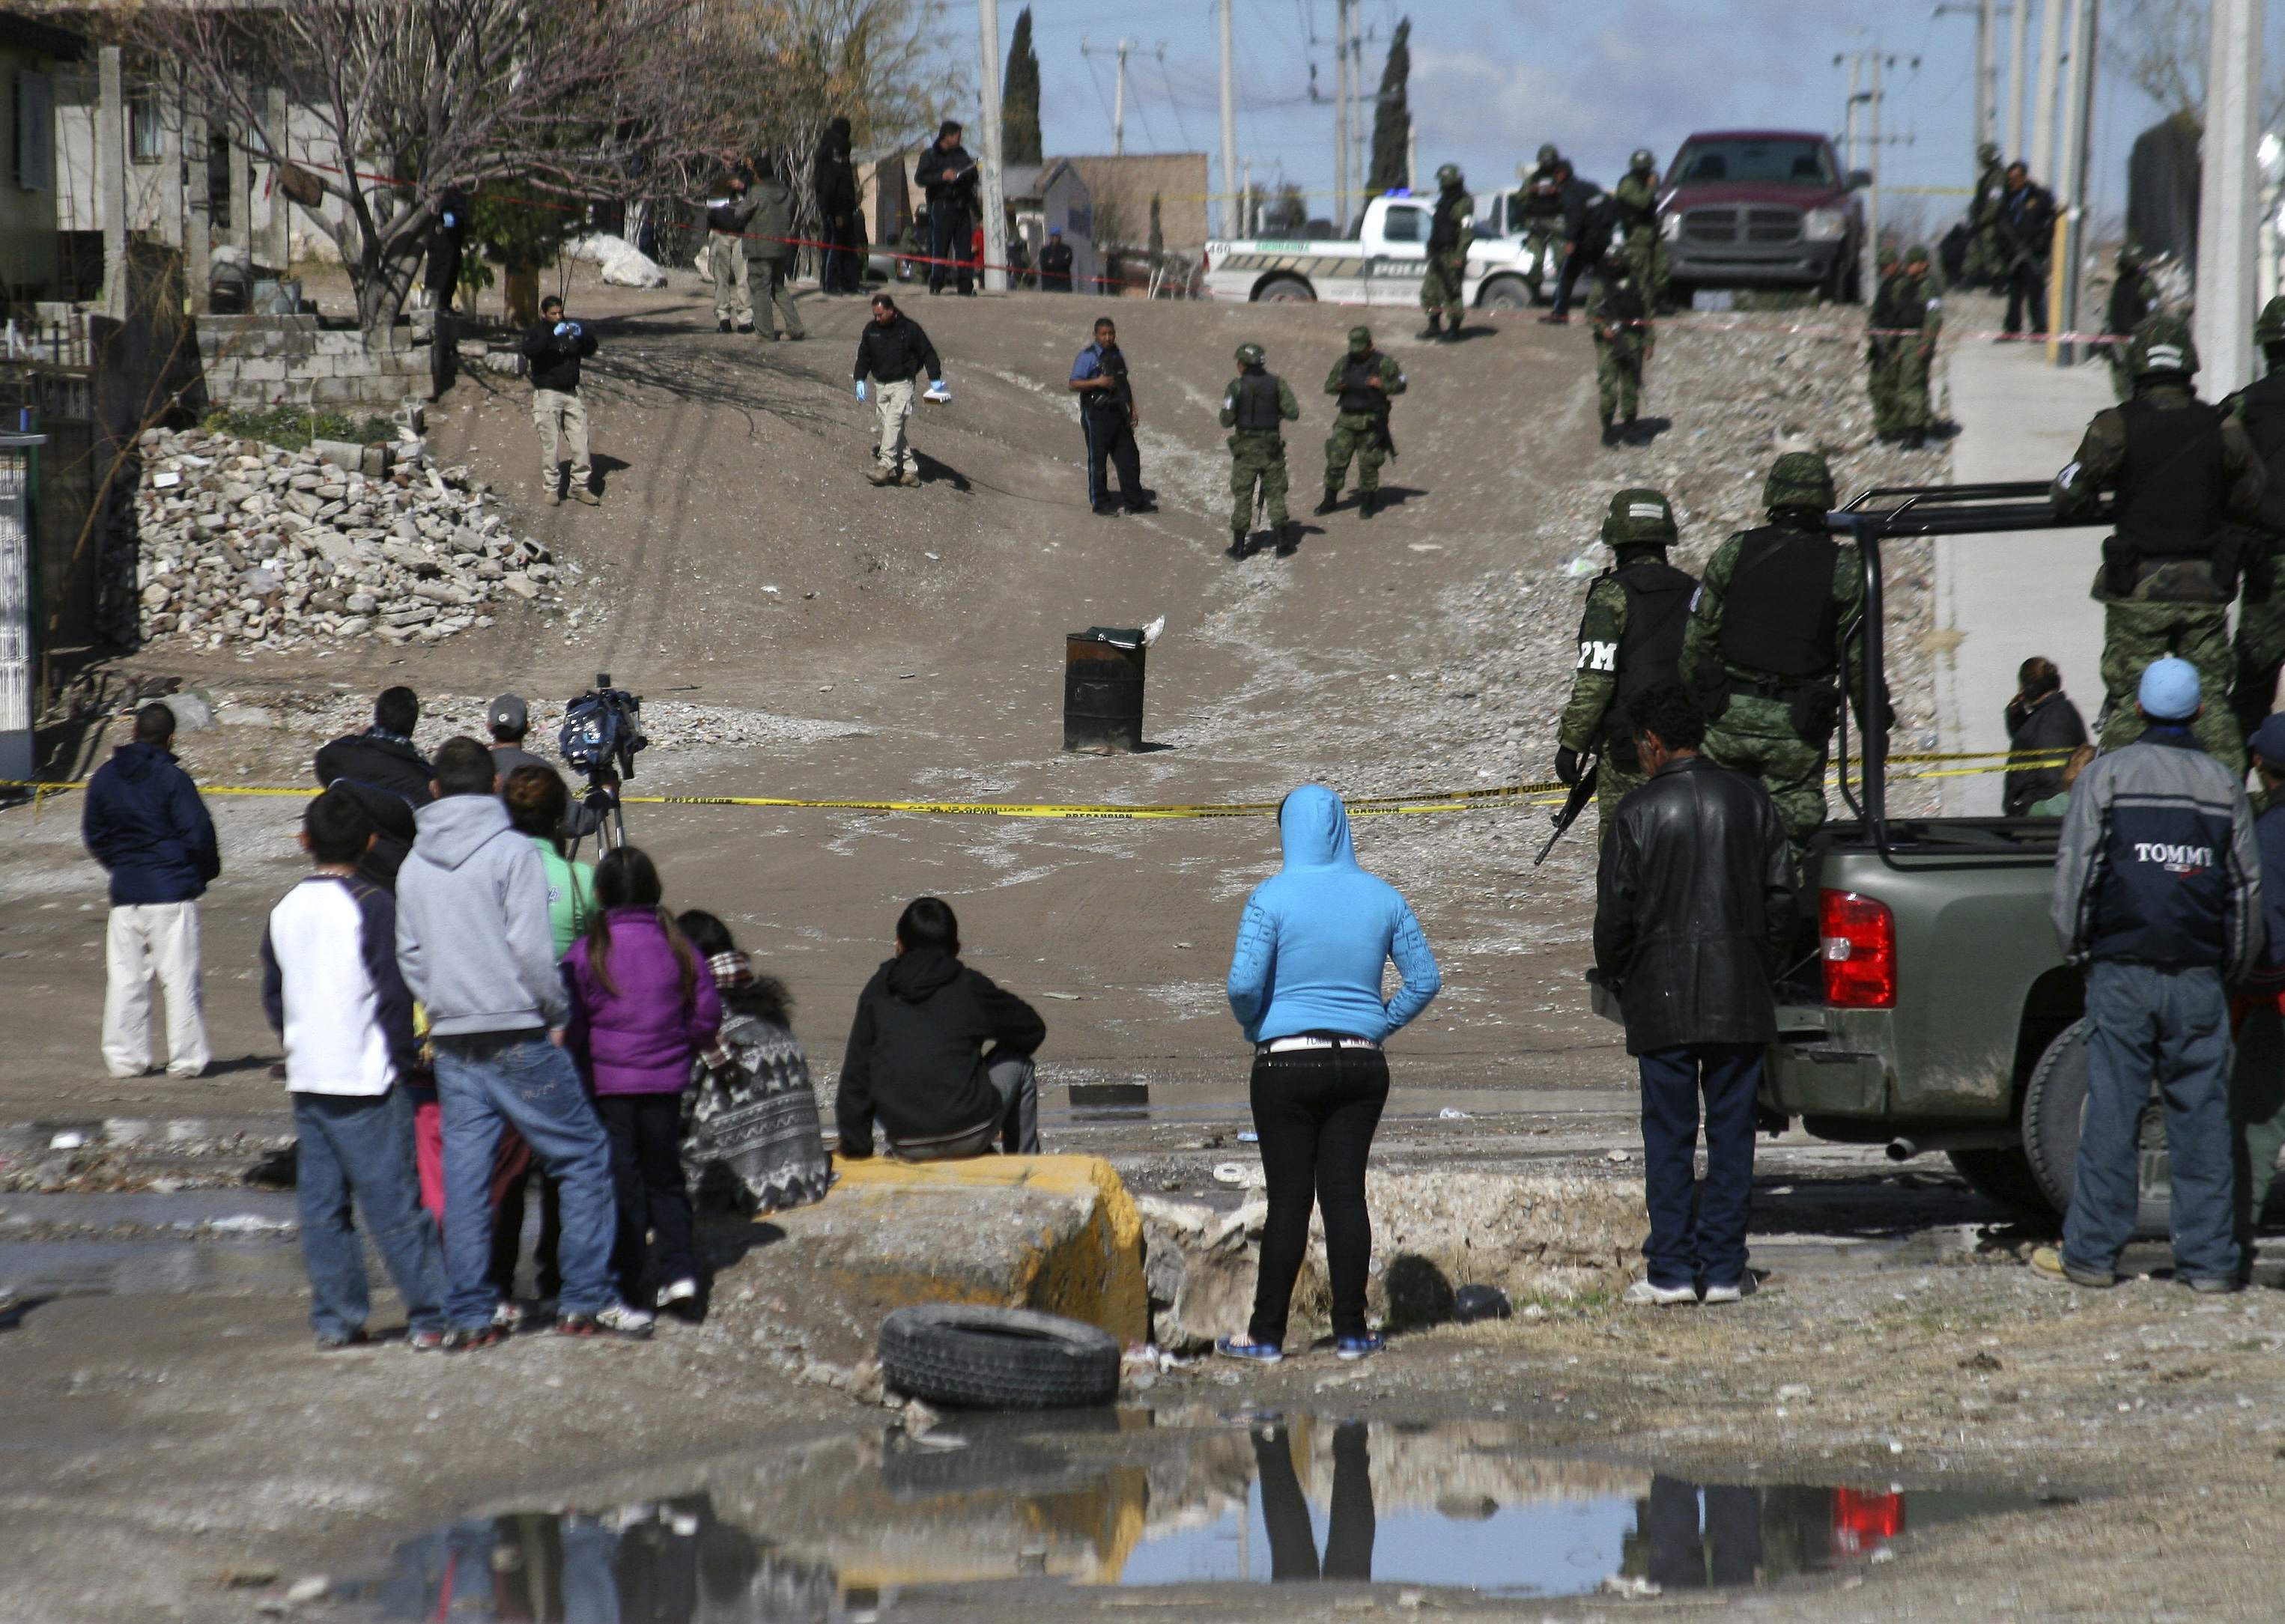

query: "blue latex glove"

left=553, top=321, right=569, bottom=337
left=855, top=380, right=869, bottom=403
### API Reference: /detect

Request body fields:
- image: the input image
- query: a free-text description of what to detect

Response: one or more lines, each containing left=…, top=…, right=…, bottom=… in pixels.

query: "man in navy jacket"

left=82, top=702, right=220, bottom=1077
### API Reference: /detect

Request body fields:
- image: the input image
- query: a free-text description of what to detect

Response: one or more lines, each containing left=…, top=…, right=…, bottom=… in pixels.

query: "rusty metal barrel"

left=1063, top=628, right=1147, bottom=753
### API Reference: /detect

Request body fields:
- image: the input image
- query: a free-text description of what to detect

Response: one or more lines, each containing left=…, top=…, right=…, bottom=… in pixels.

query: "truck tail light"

left=1821, top=890, right=1896, bottom=1009
left=1200, top=251, right=1212, bottom=276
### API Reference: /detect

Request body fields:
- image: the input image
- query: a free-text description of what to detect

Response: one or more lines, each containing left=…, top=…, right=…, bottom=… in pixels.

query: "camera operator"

left=1069, top=316, right=1150, bottom=515
left=486, top=694, right=607, bottom=839
left=523, top=295, right=601, bottom=507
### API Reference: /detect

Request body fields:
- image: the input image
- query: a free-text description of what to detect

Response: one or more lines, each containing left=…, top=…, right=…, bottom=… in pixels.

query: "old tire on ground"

left=1255, top=276, right=1316, bottom=302
left=877, top=1304, right=1121, bottom=1409
left=1946, top=1146, right=2050, bottom=1220
left=1477, top=276, right=1532, bottom=311
left=2020, top=1018, right=2171, bottom=1240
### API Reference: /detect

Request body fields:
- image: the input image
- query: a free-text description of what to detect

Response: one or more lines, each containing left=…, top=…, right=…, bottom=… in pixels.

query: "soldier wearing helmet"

left=1586, top=257, right=1652, bottom=444
left=1514, top=145, right=1569, bottom=301
left=1319, top=325, right=1407, bottom=518
left=1682, top=452, right=1872, bottom=851
left=1219, top=341, right=1302, bottom=559
left=1610, top=148, right=1670, bottom=309
left=1964, top=141, right=2007, bottom=285
left=1420, top=163, right=1474, bottom=338
left=2053, top=311, right=2266, bottom=770
left=2102, top=243, right=2161, bottom=402
left=2222, top=294, right=2285, bottom=737
left=1557, top=488, right=1699, bottom=843
left=1868, top=243, right=1941, bottom=448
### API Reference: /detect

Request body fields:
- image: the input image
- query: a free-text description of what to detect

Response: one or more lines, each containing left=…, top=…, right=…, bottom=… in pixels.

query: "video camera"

left=559, top=673, right=645, bottom=853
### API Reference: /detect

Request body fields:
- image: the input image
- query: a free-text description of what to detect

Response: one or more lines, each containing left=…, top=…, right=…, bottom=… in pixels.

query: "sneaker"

left=896, top=469, right=921, bottom=488
left=1334, top=1333, right=1385, bottom=1361
left=557, top=1301, right=655, bottom=1339
left=405, top=1328, right=448, bottom=1353
left=491, top=1301, right=527, bottom=1334
left=656, top=1277, right=700, bottom=1309
left=2185, top=1274, right=2243, bottom=1295
left=1092, top=502, right=1120, bottom=516
left=571, top=487, right=601, bottom=507
left=2029, top=1245, right=2114, bottom=1288
left=1701, top=1274, right=1758, bottom=1305
left=1214, top=1335, right=1283, bottom=1363
left=1622, top=1278, right=1698, bottom=1307
left=439, top=1324, right=506, bottom=1354
left=314, top=1328, right=369, bottom=1351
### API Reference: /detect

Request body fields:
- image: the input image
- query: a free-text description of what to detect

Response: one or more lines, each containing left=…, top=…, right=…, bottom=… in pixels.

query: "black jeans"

left=1082, top=409, right=1142, bottom=508
left=489, top=1167, right=561, bottom=1301
left=2004, top=260, right=2048, bottom=335
left=928, top=204, right=974, bottom=294
left=595, top=1092, right=695, bottom=1301
left=1253, top=1419, right=1375, bottom=1581
left=1637, top=1043, right=1761, bottom=1289
left=1550, top=246, right=1590, bottom=317
left=1247, top=1045, right=1389, bottom=1345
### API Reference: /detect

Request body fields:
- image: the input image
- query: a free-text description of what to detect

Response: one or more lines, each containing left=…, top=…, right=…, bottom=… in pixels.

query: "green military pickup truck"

left=1753, top=482, right=2263, bottom=1232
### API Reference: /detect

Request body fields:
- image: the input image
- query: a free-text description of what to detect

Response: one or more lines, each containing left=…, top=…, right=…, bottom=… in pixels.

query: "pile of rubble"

left=130, top=427, right=558, bottom=650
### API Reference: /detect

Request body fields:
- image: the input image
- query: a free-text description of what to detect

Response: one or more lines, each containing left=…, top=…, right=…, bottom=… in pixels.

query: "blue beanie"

left=2137, top=657, right=2201, bottom=721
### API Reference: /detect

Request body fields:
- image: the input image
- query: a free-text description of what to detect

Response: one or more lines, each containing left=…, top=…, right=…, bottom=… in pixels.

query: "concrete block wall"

left=195, top=315, right=431, bottom=410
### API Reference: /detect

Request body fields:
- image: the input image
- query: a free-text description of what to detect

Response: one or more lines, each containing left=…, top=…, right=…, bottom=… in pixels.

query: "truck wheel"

left=1477, top=276, right=1532, bottom=311
left=1945, top=1147, right=2049, bottom=1220
left=2020, top=1019, right=2171, bottom=1238
left=1255, top=276, right=1315, bottom=302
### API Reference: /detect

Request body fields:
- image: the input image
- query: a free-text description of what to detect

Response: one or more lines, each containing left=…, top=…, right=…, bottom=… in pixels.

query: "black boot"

left=1359, top=490, right=1379, bottom=519
left=1600, top=412, right=1617, bottom=447
left=717, top=318, right=732, bottom=333
left=1314, top=487, right=1341, bottom=516
left=1905, top=427, right=1926, bottom=450
left=1227, top=526, right=1253, bottom=560
left=1419, top=314, right=1442, bottom=339
left=1274, top=523, right=1299, bottom=557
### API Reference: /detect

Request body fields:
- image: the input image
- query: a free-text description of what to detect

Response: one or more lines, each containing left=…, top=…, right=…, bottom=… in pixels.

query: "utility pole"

left=2049, top=0, right=2096, bottom=362
left=1978, top=0, right=1998, bottom=152
left=2030, top=0, right=2063, bottom=181
left=1332, top=0, right=1353, bottom=230
left=976, top=0, right=1008, bottom=292
left=1844, top=52, right=1860, bottom=179
left=1866, top=50, right=1883, bottom=289
left=2197, top=0, right=2265, bottom=398
left=98, top=46, right=125, bottom=317
left=1241, top=157, right=1253, bottom=236
left=2006, top=0, right=2030, bottom=158
left=1114, top=39, right=1129, bottom=156
left=1218, top=0, right=1237, bottom=239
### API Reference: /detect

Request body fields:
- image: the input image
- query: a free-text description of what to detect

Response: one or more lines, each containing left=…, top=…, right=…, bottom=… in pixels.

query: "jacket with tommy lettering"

left=2051, top=726, right=2263, bottom=979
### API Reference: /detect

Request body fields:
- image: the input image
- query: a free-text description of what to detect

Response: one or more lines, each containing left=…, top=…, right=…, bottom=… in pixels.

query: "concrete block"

left=766, top=1154, right=1148, bottom=1343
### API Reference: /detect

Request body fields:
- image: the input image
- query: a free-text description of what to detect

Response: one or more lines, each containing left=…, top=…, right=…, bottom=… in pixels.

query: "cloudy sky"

left=939, top=0, right=2284, bottom=235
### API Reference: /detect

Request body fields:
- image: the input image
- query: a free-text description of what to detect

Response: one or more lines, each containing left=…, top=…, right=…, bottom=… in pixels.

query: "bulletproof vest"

left=1717, top=525, right=1843, bottom=681
left=1613, top=180, right=1656, bottom=229
left=2115, top=394, right=2228, bottom=559
left=1871, top=274, right=1922, bottom=332
left=2234, top=373, right=2285, bottom=536
left=1606, top=558, right=1699, bottom=760
left=1337, top=355, right=1384, bottom=414
left=1597, top=282, right=1645, bottom=326
left=1520, top=174, right=1563, bottom=219
left=1428, top=192, right=1469, bottom=251
left=1232, top=371, right=1282, bottom=431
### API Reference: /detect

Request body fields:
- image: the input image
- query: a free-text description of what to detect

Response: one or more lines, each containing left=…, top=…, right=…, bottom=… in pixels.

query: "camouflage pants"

left=1621, top=228, right=1669, bottom=306
left=1523, top=222, right=1561, bottom=291
left=1702, top=692, right=1831, bottom=851
left=1324, top=412, right=1389, bottom=493
left=1421, top=249, right=1467, bottom=320
left=1594, top=334, right=1645, bottom=422
left=1229, top=433, right=1289, bottom=533
left=1963, top=230, right=1995, bottom=285
left=1869, top=341, right=1932, bottom=433
left=1596, top=758, right=1648, bottom=849
left=2099, top=600, right=2243, bottom=774
left=2233, top=577, right=2285, bottom=737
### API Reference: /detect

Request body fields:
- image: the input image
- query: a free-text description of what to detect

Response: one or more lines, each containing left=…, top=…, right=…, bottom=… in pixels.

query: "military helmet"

left=1601, top=487, right=1678, bottom=547
left=1436, top=163, right=1463, bottom=189
left=2256, top=295, right=2285, bottom=347
left=2127, top=311, right=2198, bottom=379
left=1347, top=324, right=1373, bottom=350
left=1903, top=242, right=1931, bottom=264
left=1764, top=451, right=1836, bottom=514
left=1978, top=140, right=2001, bottom=165
left=1629, top=148, right=1654, bottom=172
left=2116, top=240, right=2145, bottom=270
left=1235, top=341, right=1266, bottom=367
left=1537, top=143, right=1559, bottom=165
left=1876, top=246, right=1899, bottom=271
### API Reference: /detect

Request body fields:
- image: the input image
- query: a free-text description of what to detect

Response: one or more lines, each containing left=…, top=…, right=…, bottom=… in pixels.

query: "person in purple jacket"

left=563, top=848, right=721, bottom=1313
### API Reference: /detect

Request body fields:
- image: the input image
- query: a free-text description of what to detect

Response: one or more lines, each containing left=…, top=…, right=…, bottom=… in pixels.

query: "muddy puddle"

left=338, top=1414, right=2061, bottom=1618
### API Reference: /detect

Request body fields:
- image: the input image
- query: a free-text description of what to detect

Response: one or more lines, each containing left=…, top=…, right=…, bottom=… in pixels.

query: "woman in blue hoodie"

left=1221, top=785, right=1440, bottom=1363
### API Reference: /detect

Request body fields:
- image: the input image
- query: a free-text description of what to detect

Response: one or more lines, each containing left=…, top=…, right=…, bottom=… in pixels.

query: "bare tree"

left=134, top=0, right=743, bottom=335
left=2106, top=0, right=2285, bottom=125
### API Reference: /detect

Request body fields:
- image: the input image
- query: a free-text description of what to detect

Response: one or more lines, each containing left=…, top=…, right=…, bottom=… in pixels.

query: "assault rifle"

left=1535, top=752, right=1600, bottom=866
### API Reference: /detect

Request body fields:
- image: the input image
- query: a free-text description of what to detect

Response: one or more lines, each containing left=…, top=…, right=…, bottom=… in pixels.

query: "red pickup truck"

left=1660, top=130, right=1871, bottom=303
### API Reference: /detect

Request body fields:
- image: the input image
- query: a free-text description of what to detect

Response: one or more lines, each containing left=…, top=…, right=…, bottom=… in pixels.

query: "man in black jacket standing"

left=837, top=897, right=1047, bottom=1159
left=1996, top=162, right=2058, bottom=338
left=813, top=116, right=862, bottom=294
left=916, top=121, right=979, bottom=296
left=853, top=292, right=944, bottom=487
left=522, top=295, right=601, bottom=505
left=1593, top=682, right=1795, bottom=1307
left=314, top=686, right=432, bottom=889
left=1039, top=225, right=1075, bottom=291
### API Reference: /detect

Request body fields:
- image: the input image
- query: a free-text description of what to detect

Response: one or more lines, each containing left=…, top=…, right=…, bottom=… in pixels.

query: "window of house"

left=12, top=70, right=53, bottom=192
left=129, top=91, right=161, bottom=162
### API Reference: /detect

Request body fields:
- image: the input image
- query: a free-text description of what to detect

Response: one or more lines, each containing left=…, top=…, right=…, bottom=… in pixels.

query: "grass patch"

left=198, top=407, right=398, bottom=454
left=1731, top=289, right=1827, bottom=312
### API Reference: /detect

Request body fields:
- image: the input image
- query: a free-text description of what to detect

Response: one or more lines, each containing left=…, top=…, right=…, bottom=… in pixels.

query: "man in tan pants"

left=852, top=292, right=944, bottom=487
left=521, top=295, right=601, bottom=505
left=708, top=173, right=757, bottom=333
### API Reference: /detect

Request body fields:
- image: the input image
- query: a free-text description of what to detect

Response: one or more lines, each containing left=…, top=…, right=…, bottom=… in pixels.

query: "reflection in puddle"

left=345, top=1417, right=2059, bottom=1618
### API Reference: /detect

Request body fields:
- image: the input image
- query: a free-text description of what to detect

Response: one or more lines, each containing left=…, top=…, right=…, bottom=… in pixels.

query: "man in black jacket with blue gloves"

left=523, top=295, right=600, bottom=505
left=853, top=292, right=945, bottom=487
left=2042, top=657, right=2263, bottom=1292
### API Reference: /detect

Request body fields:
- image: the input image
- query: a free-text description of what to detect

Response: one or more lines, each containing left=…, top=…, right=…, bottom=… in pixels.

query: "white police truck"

left=1202, top=191, right=1546, bottom=309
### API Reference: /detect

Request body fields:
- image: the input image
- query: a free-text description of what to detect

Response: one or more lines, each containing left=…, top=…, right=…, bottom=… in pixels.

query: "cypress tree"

left=1367, top=19, right=1411, bottom=193
left=1005, top=7, right=1043, bottom=166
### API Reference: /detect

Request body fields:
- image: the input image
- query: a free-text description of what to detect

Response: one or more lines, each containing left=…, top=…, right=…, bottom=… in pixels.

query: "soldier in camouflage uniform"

left=2103, top=243, right=2161, bottom=403
left=1683, top=452, right=1868, bottom=853
left=1516, top=144, right=1566, bottom=301
left=1419, top=164, right=1473, bottom=339
left=1964, top=142, right=2005, bottom=285
left=1586, top=260, right=1651, bottom=445
left=1318, top=325, right=1406, bottom=517
left=2222, top=297, right=2285, bottom=739
left=1612, top=148, right=1670, bottom=309
left=1868, top=243, right=1941, bottom=447
left=1221, top=341, right=1302, bottom=559
left=1557, top=488, right=1699, bottom=846
left=2054, top=313, right=2266, bottom=774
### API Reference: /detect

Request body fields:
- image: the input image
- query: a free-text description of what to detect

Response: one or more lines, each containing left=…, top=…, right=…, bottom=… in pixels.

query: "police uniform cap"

left=1764, top=451, right=1836, bottom=514
left=2256, top=295, right=2285, bottom=347
left=1236, top=341, right=1266, bottom=366
left=2128, top=311, right=2198, bottom=380
left=1601, top=487, right=1677, bottom=547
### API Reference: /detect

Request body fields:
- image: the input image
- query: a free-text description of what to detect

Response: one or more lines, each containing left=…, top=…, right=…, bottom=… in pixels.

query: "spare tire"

left=877, top=1304, right=1121, bottom=1409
